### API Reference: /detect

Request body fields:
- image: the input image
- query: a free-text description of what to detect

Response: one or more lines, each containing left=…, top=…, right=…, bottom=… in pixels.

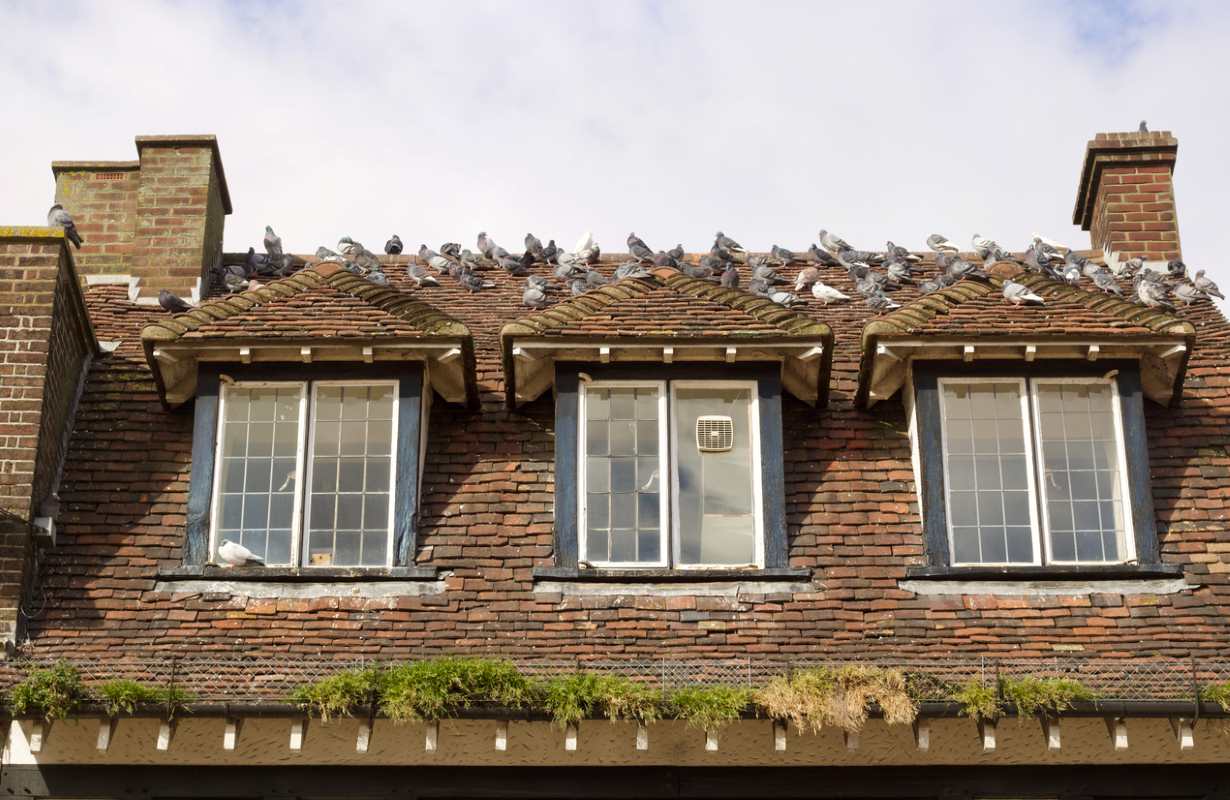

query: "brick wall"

left=1073, top=130, right=1181, bottom=262
left=51, top=136, right=231, bottom=299
left=0, top=227, right=97, bottom=647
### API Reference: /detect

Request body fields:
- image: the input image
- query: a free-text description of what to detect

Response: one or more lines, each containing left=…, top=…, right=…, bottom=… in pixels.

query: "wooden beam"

left=300, top=346, right=313, bottom=363
left=564, top=723, right=578, bottom=751
left=963, top=344, right=975, bottom=363
left=704, top=729, right=719, bottom=752
left=362, top=346, right=374, bottom=364
left=1171, top=716, right=1194, bottom=750
left=1087, top=344, right=1101, bottom=361
left=913, top=719, right=930, bottom=752
left=662, top=346, right=674, bottom=364
left=844, top=730, right=859, bottom=751
left=1024, top=344, right=1037, bottom=362
left=356, top=719, right=372, bottom=753
left=28, top=720, right=46, bottom=753
left=599, top=346, right=611, bottom=364
left=289, top=719, right=305, bottom=751
left=495, top=720, right=509, bottom=751
left=774, top=720, right=787, bottom=752
left=1043, top=717, right=1061, bottom=751
left=1109, top=717, right=1129, bottom=751
left=979, top=719, right=996, bottom=752
left=636, top=723, right=649, bottom=751
left=223, top=718, right=240, bottom=751
left=725, top=346, right=738, bottom=363
left=97, top=718, right=115, bottom=752
left=239, top=346, right=251, bottom=364
left=156, top=719, right=174, bottom=751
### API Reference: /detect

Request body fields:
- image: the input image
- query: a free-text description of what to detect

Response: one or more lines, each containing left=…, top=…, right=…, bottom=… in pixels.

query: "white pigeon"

left=574, top=231, right=594, bottom=254
left=971, top=233, right=1000, bottom=257
left=1031, top=232, right=1070, bottom=252
left=811, top=281, right=850, bottom=304
left=217, top=539, right=264, bottom=567
left=926, top=234, right=960, bottom=253
left=337, top=236, right=362, bottom=256
left=1003, top=279, right=1045, bottom=305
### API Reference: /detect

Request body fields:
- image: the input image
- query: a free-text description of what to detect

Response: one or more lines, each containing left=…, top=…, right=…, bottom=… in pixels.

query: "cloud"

left=2, top=0, right=1228, bottom=299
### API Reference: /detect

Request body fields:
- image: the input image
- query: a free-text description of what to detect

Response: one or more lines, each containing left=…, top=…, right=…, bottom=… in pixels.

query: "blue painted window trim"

left=184, top=363, right=426, bottom=567
left=552, top=362, right=788, bottom=570
left=912, top=360, right=1160, bottom=569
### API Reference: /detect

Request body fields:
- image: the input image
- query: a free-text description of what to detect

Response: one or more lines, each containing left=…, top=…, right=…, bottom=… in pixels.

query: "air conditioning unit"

left=696, top=415, right=734, bottom=452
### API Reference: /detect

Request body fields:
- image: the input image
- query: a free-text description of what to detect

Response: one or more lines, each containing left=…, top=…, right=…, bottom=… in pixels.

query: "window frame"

left=912, top=360, right=1161, bottom=572
left=936, top=376, right=1043, bottom=568
left=668, top=379, right=765, bottom=570
left=577, top=379, right=670, bottom=569
left=208, top=380, right=309, bottom=568
left=185, top=364, right=427, bottom=570
left=1028, top=375, right=1137, bottom=566
left=301, top=379, right=401, bottom=569
left=552, top=363, right=787, bottom=574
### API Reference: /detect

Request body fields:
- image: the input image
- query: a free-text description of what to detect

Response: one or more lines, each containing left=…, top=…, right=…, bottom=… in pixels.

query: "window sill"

left=905, top=564, right=1184, bottom=581
left=532, top=566, right=812, bottom=583
left=158, top=565, right=438, bottom=582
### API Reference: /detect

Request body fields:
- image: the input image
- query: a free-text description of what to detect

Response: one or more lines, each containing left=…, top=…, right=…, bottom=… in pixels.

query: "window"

left=925, top=371, right=1144, bottom=568
left=579, top=379, right=763, bottom=568
left=209, top=380, right=400, bottom=567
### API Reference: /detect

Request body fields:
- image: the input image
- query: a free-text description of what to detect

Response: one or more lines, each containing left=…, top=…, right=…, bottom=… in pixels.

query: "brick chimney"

left=1073, top=129, right=1181, bottom=266
left=52, top=135, right=232, bottom=299
left=0, top=227, right=98, bottom=649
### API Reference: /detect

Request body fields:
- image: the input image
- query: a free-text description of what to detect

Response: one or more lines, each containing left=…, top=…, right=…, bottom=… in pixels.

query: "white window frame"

left=936, top=377, right=1042, bottom=567
left=302, top=379, right=400, bottom=569
left=578, top=379, right=670, bottom=568
left=208, top=381, right=309, bottom=567
left=669, top=379, right=764, bottom=570
left=936, top=375, right=1136, bottom=568
left=1029, top=376, right=1136, bottom=565
left=208, top=379, right=399, bottom=569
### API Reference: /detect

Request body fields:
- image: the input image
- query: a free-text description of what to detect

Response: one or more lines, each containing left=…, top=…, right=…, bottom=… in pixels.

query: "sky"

left=3, top=0, right=1228, bottom=292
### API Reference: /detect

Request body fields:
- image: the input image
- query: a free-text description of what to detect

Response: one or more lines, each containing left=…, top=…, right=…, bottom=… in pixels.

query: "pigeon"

left=794, top=267, right=821, bottom=291
left=585, top=270, right=611, bottom=288
left=405, top=263, right=439, bottom=287
left=885, top=241, right=921, bottom=263
left=223, top=273, right=249, bottom=292
left=244, top=246, right=271, bottom=276
left=720, top=263, right=739, bottom=288
left=1194, top=269, right=1224, bottom=300
left=554, top=258, right=586, bottom=280
left=682, top=263, right=715, bottom=281
left=1091, top=268, right=1124, bottom=296
left=926, top=234, right=960, bottom=254
left=542, top=239, right=559, bottom=264
left=47, top=204, right=83, bottom=248
left=1118, top=257, right=1144, bottom=278
left=440, top=242, right=461, bottom=258
left=497, top=253, right=530, bottom=275
left=315, top=246, right=344, bottom=263
left=918, top=279, right=943, bottom=295
left=818, top=229, right=852, bottom=254
left=1139, top=120, right=1148, bottom=133
left=1167, top=259, right=1188, bottom=279
left=458, top=270, right=492, bottom=293
left=458, top=249, right=484, bottom=272
left=667, top=244, right=685, bottom=261
left=699, top=254, right=726, bottom=272
left=1003, top=280, right=1044, bottom=305
left=1136, top=277, right=1173, bottom=309
left=714, top=231, right=744, bottom=253
left=570, top=278, right=589, bottom=296
left=771, top=245, right=798, bottom=265
left=944, top=255, right=989, bottom=283
left=971, top=233, right=1002, bottom=260
left=652, top=251, right=679, bottom=268
left=524, top=233, right=546, bottom=262
left=807, top=243, right=840, bottom=266
left=1173, top=282, right=1202, bottom=305
left=768, top=291, right=802, bottom=307
left=337, top=237, right=361, bottom=256
left=158, top=289, right=192, bottom=313
left=865, top=292, right=901, bottom=311
left=263, top=226, right=284, bottom=260
left=574, top=231, right=595, bottom=255
left=1032, top=233, right=1070, bottom=253
left=886, top=261, right=914, bottom=285
left=752, top=263, right=787, bottom=285
left=627, top=233, right=654, bottom=262
left=419, top=245, right=450, bottom=272
left=527, top=274, right=552, bottom=291
left=352, top=247, right=381, bottom=272
left=385, top=235, right=404, bottom=255
left=523, top=284, right=549, bottom=308
left=614, top=261, right=652, bottom=280
left=217, top=539, right=263, bottom=567
left=1062, top=263, right=1082, bottom=285
left=811, top=282, right=850, bottom=304
left=477, top=232, right=497, bottom=258
left=367, top=270, right=389, bottom=286
left=748, top=277, right=771, bottom=295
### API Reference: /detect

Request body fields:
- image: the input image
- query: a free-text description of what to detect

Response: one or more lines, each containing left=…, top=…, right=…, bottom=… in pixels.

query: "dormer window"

left=212, top=380, right=398, bottom=567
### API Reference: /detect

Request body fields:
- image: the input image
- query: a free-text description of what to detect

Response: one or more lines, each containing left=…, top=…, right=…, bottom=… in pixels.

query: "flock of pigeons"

left=41, top=201, right=1222, bottom=316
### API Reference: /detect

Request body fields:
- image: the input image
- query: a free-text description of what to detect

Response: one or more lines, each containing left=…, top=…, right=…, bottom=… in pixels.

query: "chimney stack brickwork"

left=1073, top=130, right=1181, bottom=264
left=0, top=228, right=97, bottom=648
left=52, top=135, right=231, bottom=299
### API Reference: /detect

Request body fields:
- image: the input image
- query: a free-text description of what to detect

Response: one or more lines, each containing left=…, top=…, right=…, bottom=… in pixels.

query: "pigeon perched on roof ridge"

left=524, top=233, right=546, bottom=262
left=926, top=234, right=960, bottom=254
left=263, top=226, right=283, bottom=260
left=1002, top=279, right=1044, bottom=305
left=1091, top=268, right=1124, bottom=296
left=720, top=263, right=739, bottom=288
left=771, top=245, right=798, bottom=265
left=1032, top=233, right=1070, bottom=253
left=1194, top=269, right=1224, bottom=300
left=818, top=229, right=852, bottom=255
left=715, top=231, right=744, bottom=253
left=157, top=289, right=192, bottom=314
left=47, top=203, right=83, bottom=248
left=794, top=266, right=821, bottom=291
left=384, top=235, right=404, bottom=255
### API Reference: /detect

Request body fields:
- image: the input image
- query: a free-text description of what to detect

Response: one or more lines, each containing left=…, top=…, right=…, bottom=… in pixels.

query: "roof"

left=857, top=267, right=1195, bottom=408
left=140, top=263, right=477, bottom=407
left=499, top=266, right=834, bottom=408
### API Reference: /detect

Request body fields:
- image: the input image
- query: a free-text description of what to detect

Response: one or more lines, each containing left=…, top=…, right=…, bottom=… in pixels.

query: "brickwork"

left=51, top=136, right=231, bottom=299
left=0, top=228, right=96, bottom=647
left=1073, top=131, right=1181, bottom=262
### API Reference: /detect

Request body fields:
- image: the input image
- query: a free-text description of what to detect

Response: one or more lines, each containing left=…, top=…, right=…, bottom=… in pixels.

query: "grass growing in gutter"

left=951, top=680, right=1000, bottom=721
left=1000, top=676, right=1095, bottom=717
left=9, top=661, right=88, bottom=721
left=95, top=679, right=196, bottom=718
left=1201, top=682, right=1230, bottom=711
left=540, top=673, right=663, bottom=727
left=756, top=666, right=918, bottom=734
left=380, top=657, right=533, bottom=722
left=290, top=666, right=385, bottom=722
left=670, top=685, right=754, bottom=731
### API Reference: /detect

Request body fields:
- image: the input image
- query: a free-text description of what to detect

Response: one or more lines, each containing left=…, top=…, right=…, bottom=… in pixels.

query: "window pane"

left=214, top=385, right=303, bottom=566
left=1035, top=382, right=1128, bottom=563
left=306, top=384, right=396, bottom=567
left=941, top=382, right=1035, bottom=565
left=675, top=386, right=756, bottom=566
left=582, top=386, right=663, bottom=564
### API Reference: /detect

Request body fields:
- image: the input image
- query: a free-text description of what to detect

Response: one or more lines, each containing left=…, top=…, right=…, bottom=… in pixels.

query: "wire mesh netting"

left=2, top=654, right=1223, bottom=704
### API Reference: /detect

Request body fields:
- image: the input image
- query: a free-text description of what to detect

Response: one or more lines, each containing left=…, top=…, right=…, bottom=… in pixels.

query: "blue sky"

left=3, top=0, right=1228, bottom=293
